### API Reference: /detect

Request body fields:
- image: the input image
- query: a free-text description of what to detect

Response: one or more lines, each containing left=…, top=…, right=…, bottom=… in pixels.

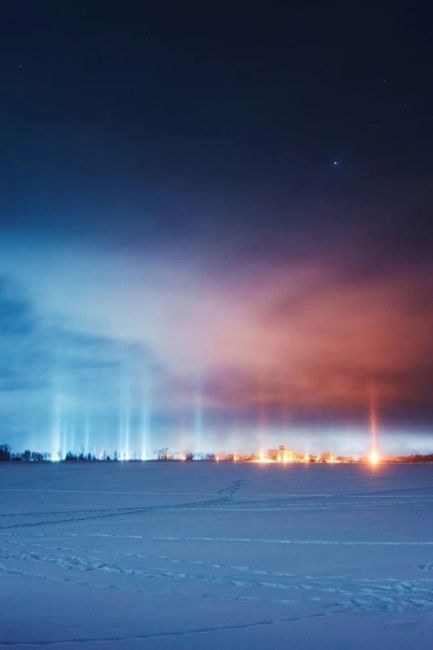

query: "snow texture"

left=1, top=462, right=433, bottom=649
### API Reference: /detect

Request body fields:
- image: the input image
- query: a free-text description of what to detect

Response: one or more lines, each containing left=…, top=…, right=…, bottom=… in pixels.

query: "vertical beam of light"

left=140, top=375, right=151, bottom=460
left=62, top=404, right=68, bottom=457
left=369, top=391, right=380, bottom=465
left=194, top=373, right=203, bottom=456
left=256, top=373, right=271, bottom=457
left=258, top=398, right=268, bottom=458
left=370, top=402, right=377, bottom=451
left=69, top=396, right=76, bottom=454
left=63, top=396, right=74, bottom=456
left=123, top=385, right=131, bottom=461
left=58, top=391, right=72, bottom=456
left=117, top=395, right=122, bottom=460
left=230, top=415, right=241, bottom=459
left=51, top=392, right=62, bottom=461
left=179, top=410, right=186, bottom=447
left=84, top=410, right=90, bottom=456
left=63, top=401, right=69, bottom=456
left=118, top=372, right=131, bottom=461
left=282, top=406, right=291, bottom=450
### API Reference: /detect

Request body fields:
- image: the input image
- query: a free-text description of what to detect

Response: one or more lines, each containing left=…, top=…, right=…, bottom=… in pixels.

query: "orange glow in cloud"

left=3, top=240, right=433, bottom=424
left=201, top=262, right=433, bottom=419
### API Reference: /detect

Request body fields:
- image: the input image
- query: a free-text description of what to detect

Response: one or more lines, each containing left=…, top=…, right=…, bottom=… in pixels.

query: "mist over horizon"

left=1, top=231, right=432, bottom=457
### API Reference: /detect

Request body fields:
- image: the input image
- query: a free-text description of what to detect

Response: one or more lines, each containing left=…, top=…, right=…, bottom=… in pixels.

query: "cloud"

left=0, top=276, right=182, bottom=451
left=0, top=235, right=432, bottom=453
left=202, top=260, right=433, bottom=421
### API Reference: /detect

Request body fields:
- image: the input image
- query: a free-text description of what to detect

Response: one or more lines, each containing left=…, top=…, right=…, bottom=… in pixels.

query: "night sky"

left=1, top=1, right=433, bottom=456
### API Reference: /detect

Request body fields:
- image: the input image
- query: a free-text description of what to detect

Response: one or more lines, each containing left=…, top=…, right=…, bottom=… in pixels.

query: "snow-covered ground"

left=1, top=462, right=433, bottom=649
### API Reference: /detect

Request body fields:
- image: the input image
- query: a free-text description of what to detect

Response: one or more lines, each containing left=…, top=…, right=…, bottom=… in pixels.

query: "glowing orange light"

left=368, top=393, right=380, bottom=466
left=369, top=449, right=379, bottom=465
left=256, top=451, right=272, bottom=463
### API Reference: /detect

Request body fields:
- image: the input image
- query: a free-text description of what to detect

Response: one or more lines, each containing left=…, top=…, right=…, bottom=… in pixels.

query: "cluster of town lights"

left=49, top=445, right=380, bottom=465
left=252, top=447, right=380, bottom=466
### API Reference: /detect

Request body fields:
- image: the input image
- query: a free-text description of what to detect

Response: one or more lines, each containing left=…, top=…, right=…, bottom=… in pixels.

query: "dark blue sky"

left=1, top=1, right=433, bottom=455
